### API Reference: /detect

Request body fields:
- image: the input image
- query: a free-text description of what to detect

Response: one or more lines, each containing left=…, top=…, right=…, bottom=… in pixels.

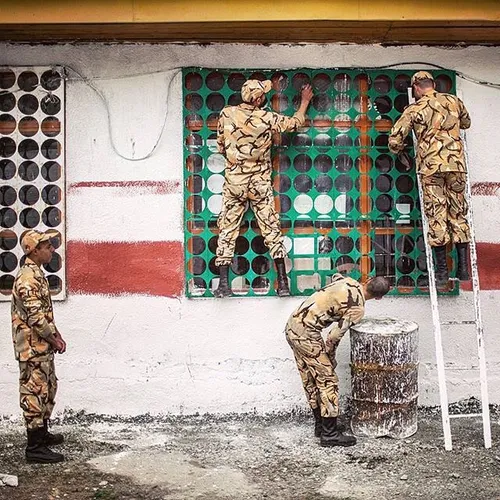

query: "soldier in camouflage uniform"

left=389, top=71, right=472, bottom=286
left=11, top=230, right=66, bottom=463
left=214, top=79, right=313, bottom=297
left=285, top=274, right=390, bottom=447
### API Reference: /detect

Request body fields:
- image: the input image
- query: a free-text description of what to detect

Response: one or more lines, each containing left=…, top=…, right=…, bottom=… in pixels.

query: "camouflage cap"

left=241, top=79, right=272, bottom=103
left=411, top=71, right=434, bottom=86
left=21, top=230, right=52, bottom=255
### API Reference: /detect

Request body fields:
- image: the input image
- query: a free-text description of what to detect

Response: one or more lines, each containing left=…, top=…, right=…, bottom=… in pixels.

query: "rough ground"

left=1, top=403, right=499, bottom=500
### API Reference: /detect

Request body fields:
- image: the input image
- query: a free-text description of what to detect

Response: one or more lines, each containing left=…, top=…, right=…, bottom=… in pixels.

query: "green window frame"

left=183, top=67, right=458, bottom=298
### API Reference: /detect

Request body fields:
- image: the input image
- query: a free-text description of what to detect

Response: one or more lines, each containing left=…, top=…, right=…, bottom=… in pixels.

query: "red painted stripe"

left=69, top=180, right=181, bottom=195
left=67, top=241, right=184, bottom=297
left=471, top=182, right=500, bottom=197
left=462, top=242, right=500, bottom=291
left=66, top=240, right=500, bottom=296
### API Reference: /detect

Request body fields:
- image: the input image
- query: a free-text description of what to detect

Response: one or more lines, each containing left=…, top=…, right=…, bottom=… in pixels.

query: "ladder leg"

left=406, top=96, right=453, bottom=450
left=462, top=133, right=492, bottom=449
left=405, top=89, right=492, bottom=451
left=415, top=166, right=453, bottom=451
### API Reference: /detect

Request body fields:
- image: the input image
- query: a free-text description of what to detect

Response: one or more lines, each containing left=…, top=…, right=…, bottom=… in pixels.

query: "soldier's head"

left=363, top=276, right=391, bottom=301
left=21, top=230, right=54, bottom=265
left=411, top=71, right=435, bottom=99
left=241, top=79, right=272, bottom=108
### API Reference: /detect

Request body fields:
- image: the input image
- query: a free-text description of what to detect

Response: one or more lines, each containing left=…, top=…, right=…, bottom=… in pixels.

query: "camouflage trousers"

left=215, top=176, right=286, bottom=266
left=19, top=357, right=57, bottom=430
left=285, top=320, right=344, bottom=418
left=421, top=172, right=470, bottom=247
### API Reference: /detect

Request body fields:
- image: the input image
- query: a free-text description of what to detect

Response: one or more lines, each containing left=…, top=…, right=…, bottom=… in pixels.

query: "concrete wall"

left=1, top=42, right=500, bottom=418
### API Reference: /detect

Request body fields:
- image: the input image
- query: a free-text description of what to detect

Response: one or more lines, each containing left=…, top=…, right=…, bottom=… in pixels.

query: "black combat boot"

left=213, top=265, right=232, bottom=298
left=312, top=408, right=345, bottom=437
left=433, top=245, right=449, bottom=287
left=320, top=417, right=356, bottom=447
left=43, top=419, right=64, bottom=446
left=26, top=427, right=64, bottom=463
left=274, top=258, right=290, bottom=297
left=312, top=407, right=322, bottom=438
left=455, top=243, right=470, bottom=281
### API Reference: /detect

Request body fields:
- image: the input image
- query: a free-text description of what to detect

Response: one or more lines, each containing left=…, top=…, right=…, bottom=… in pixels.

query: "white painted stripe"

left=67, top=187, right=500, bottom=244
left=471, top=196, right=500, bottom=244
left=67, top=187, right=183, bottom=242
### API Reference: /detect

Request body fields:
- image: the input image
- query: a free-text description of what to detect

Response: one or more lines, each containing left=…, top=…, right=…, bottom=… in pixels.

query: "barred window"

left=183, top=68, right=457, bottom=298
left=0, top=66, right=65, bottom=300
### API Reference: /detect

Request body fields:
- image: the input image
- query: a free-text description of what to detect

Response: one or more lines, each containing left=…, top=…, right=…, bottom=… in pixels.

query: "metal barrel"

left=350, top=317, right=419, bottom=439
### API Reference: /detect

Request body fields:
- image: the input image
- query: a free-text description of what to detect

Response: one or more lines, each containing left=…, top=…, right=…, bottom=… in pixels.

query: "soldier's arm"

left=270, top=110, right=306, bottom=133
left=17, top=280, right=57, bottom=342
left=216, top=110, right=226, bottom=154
left=325, top=305, right=365, bottom=353
left=270, top=84, right=313, bottom=133
left=457, top=97, right=471, bottom=130
left=389, top=108, right=414, bottom=154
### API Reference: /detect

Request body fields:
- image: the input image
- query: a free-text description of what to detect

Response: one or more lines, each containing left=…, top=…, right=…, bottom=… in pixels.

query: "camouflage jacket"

left=287, top=274, right=365, bottom=334
left=11, top=258, right=57, bottom=361
left=388, top=90, right=471, bottom=177
left=217, top=103, right=305, bottom=184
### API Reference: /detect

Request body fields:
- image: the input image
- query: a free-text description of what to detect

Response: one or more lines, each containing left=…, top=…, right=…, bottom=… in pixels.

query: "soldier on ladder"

left=389, top=70, right=491, bottom=451
left=389, top=71, right=472, bottom=287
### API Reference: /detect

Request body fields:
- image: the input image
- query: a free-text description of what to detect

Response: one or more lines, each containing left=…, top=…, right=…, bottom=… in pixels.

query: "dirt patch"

left=0, top=405, right=499, bottom=500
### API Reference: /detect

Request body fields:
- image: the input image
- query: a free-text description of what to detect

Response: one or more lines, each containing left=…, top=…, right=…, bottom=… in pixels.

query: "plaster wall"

left=0, top=42, right=499, bottom=417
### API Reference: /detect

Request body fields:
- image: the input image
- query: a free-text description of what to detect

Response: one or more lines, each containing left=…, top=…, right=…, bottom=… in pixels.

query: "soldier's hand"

left=397, top=151, right=413, bottom=170
left=54, top=333, right=67, bottom=354
left=325, top=334, right=337, bottom=356
left=301, top=84, right=313, bottom=103
left=58, top=338, right=67, bottom=354
left=325, top=336, right=333, bottom=354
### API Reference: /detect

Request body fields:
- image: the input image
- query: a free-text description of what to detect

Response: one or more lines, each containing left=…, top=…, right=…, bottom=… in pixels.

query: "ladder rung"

left=449, top=413, right=483, bottom=419
left=441, top=320, right=477, bottom=326
left=444, top=365, right=479, bottom=370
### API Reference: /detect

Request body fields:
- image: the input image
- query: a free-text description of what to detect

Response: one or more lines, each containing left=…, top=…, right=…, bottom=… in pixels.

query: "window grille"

left=183, top=68, right=458, bottom=298
left=0, top=66, right=65, bottom=300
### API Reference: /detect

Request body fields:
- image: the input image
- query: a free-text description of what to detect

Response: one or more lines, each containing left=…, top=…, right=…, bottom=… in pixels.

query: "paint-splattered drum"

left=350, top=317, right=419, bottom=439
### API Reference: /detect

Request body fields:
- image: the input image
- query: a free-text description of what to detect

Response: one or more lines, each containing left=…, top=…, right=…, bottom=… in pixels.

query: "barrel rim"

left=350, top=316, right=419, bottom=335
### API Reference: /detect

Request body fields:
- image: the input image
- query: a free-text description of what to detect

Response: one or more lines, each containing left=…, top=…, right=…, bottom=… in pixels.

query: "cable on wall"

left=3, top=61, right=499, bottom=162
left=64, top=65, right=182, bottom=162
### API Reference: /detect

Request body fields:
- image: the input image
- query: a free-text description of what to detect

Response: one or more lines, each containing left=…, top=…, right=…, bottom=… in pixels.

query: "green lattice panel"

left=183, top=68, right=458, bottom=298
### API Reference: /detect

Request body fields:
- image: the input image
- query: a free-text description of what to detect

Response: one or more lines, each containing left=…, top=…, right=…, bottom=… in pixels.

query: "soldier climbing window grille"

left=0, top=66, right=66, bottom=300
left=183, top=68, right=458, bottom=298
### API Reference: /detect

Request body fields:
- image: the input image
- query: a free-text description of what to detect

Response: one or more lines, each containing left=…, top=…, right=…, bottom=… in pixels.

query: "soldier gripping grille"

left=11, top=230, right=67, bottom=463
left=214, top=78, right=313, bottom=297
left=389, top=71, right=472, bottom=287
left=285, top=274, right=390, bottom=447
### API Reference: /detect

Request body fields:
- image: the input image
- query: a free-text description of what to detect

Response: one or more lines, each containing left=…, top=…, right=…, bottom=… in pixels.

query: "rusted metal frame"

left=2, top=21, right=500, bottom=44
left=356, top=75, right=375, bottom=283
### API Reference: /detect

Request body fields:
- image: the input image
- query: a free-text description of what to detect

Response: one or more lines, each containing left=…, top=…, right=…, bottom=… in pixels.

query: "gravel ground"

left=0, top=401, right=499, bottom=500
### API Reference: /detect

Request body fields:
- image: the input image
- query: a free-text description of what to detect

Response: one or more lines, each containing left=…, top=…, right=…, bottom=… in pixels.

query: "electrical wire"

left=63, top=65, right=182, bottom=162
left=1, top=60, right=499, bottom=162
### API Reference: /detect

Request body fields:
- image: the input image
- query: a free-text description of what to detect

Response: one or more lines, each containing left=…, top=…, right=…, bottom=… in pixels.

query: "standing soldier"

left=214, top=79, right=313, bottom=297
left=285, top=274, right=390, bottom=447
left=11, top=230, right=66, bottom=463
left=389, top=71, right=472, bottom=286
